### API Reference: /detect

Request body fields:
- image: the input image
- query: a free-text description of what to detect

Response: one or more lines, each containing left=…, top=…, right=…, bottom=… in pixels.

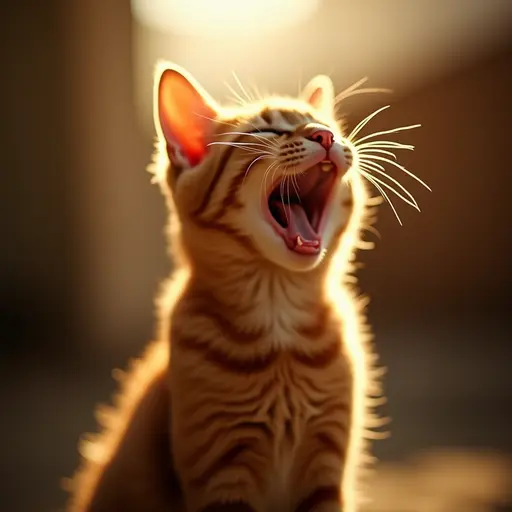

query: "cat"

left=65, top=62, right=425, bottom=512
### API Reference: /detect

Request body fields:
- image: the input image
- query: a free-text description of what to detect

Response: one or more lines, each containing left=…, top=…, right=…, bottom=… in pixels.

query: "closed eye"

left=247, top=128, right=292, bottom=137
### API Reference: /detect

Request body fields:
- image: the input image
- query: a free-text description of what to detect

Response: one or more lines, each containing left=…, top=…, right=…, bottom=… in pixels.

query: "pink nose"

left=307, top=129, right=334, bottom=150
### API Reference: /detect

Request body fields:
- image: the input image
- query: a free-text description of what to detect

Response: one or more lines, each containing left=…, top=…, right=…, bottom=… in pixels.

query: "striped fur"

left=65, top=63, right=385, bottom=512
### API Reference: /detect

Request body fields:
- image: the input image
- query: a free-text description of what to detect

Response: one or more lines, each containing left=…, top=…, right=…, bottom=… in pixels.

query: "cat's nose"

left=306, top=128, right=334, bottom=150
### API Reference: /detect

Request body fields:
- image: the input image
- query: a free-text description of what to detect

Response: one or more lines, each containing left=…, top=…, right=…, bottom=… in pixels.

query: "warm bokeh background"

left=1, top=1, right=511, bottom=510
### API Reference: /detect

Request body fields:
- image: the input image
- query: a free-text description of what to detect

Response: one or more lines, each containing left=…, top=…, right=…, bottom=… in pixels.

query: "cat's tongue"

left=279, top=203, right=321, bottom=254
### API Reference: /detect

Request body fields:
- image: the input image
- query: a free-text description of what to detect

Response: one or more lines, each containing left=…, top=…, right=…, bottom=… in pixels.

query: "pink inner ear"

left=158, top=69, right=217, bottom=166
left=307, top=87, right=324, bottom=110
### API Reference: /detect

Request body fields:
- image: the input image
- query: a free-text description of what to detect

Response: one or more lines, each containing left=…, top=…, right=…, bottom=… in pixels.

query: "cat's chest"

left=263, top=365, right=304, bottom=509
left=265, top=353, right=344, bottom=441
left=254, top=301, right=323, bottom=350
left=263, top=354, right=347, bottom=509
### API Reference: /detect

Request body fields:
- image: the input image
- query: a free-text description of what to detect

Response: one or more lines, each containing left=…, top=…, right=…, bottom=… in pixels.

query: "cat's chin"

left=256, top=239, right=327, bottom=272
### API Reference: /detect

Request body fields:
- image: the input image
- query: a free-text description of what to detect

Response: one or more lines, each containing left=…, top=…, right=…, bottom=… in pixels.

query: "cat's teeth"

left=296, top=235, right=303, bottom=247
left=320, top=161, right=334, bottom=172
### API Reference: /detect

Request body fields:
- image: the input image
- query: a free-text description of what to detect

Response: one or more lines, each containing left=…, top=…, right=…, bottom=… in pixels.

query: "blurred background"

left=1, top=0, right=512, bottom=510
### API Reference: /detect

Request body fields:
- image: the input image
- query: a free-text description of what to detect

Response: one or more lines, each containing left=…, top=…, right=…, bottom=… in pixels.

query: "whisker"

left=268, top=163, right=279, bottom=201
left=353, top=124, right=421, bottom=145
left=348, top=105, right=390, bottom=141
left=232, top=71, right=254, bottom=103
left=260, top=161, right=278, bottom=217
left=208, top=141, right=271, bottom=148
left=213, top=147, right=269, bottom=157
left=248, top=80, right=264, bottom=102
left=244, top=154, right=272, bottom=181
left=358, top=158, right=385, bottom=172
left=356, top=140, right=415, bottom=151
left=359, top=169, right=403, bottom=225
left=207, top=142, right=274, bottom=155
left=287, top=176, right=291, bottom=213
left=359, top=162, right=420, bottom=211
left=357, top=148, right=397, bottom=160
left=262, top=160, right=278, bottom=184
left=280, top=176, right=289, bottom=226
left=224, top=80, right=247, bottom=106
left=335, top=77, right=392, bottom=106
left=359, top=158, right=419, bottom=205
left=360, top=154, right=431, bottom=191
left=337, top=87, right=392, bottom=104
left=193, top=112, right=240, bottom=129
left=216, top=131, right=278, bottom=149
left=291, top=174, right=301, bottom=204
left=335, top=77, right=368, bottom=102
left=211, top=146, right=270, bottom=155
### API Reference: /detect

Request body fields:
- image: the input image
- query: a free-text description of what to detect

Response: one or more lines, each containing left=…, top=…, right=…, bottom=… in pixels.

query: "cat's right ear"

left=301, top=75, right=335, bottom=114
left=154, top=63, right=220, bottom=168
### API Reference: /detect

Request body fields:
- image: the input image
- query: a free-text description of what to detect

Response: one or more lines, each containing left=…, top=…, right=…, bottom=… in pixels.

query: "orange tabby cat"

left=65, top=62, right=420, bottom=512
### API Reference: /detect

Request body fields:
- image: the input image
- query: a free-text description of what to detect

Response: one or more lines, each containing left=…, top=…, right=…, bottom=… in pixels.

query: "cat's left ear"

left=301, top=75, right=336, bottom=114
left=155, top=62, right=220, bottom=168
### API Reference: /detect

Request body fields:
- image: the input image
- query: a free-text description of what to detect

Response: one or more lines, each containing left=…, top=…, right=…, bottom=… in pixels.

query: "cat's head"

left=152, top=62, right=368, bottom=273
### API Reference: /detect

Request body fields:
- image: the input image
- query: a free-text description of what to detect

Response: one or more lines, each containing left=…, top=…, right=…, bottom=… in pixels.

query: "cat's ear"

left=155, top=63, right=220, bottom=167
left=301, top=75, right=335, bottom=114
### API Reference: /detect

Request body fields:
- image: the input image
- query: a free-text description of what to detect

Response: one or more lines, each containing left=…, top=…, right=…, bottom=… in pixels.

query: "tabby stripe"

left=199, top=501, right=255, bottom=512
left=188, top=302, right=265, bottom=343
left=279, top=278, right=309, bottom=310
left=178, top=335, right=278, bottom=373
left=314, top=419, right=348, bottom=438
left=190, top=424, right=273, bottom=461
left=283, top=386, right=296, bottom=443
left=291, top=339, right=340, bottom=368
left=316, top=432, right=346, bottom=459
left=279, top=109, right=309, bottom=126
left=308, top=398, right=350, bottom=415
left=192, top=133, right=247, bottom=218
left=209, top=165, right=249, bottom=221
left=297, top=431, right=346, bottom=476
left=294, top=486, right=341, bottom=512
left=188, top=425, right=271, bottom=474
left=183, top=378, right=275, bottom=418
left=297, top=305, right=330, bottom=338
left=259, top=109, right=273, bottom=124
left=296, top=374, right=326, bottom=395
left=185, top=288, right=256, bottom=316
left=189, top=406, right=273, bottom=433
left=191, top=440, right=265, bottom=488
left=193, top=218, right=257, bottom=253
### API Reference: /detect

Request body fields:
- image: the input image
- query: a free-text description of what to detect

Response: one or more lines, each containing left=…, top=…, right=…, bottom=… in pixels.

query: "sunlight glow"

left=131, top=0, right=321, bottom=38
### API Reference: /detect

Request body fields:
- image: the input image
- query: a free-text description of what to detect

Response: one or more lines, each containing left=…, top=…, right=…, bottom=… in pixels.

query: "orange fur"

left=65, top=63, right=389, bottom=512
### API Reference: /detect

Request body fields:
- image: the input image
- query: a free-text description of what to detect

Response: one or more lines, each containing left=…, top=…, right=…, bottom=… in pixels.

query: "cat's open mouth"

left=266, top=161, right=337, bottom=255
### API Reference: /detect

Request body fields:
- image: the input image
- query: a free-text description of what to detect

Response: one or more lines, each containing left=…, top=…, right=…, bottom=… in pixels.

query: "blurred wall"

left=357, top=48, right=511, bottom=320
left=0, top=1, right=75, bottom=359
left=1, top=0, right=511, bottom=362
left=63, top=0, right=166, bottom=353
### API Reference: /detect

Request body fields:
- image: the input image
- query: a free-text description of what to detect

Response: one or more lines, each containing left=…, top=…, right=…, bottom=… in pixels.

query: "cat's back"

left=66, top=340, right=184, bottom=512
